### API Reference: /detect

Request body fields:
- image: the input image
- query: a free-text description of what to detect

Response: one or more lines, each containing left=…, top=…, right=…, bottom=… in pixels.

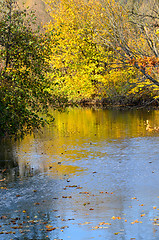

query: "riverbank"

left=69, top=95, right=159, bottom=109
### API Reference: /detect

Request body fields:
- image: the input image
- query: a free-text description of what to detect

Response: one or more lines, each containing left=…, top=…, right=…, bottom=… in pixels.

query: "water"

left=0, top=108, right=159, bottom=240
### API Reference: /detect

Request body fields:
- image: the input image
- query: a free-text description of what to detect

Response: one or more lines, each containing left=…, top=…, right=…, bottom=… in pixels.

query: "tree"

left=44, top=0, right=158, bottom=105
left=97, top=0, right=159, bottom=89
left=0, top=0, right=62, bottom=137
left=44, top=0, right=115, bottom=102
left=44, top=0, right=145, bottom=104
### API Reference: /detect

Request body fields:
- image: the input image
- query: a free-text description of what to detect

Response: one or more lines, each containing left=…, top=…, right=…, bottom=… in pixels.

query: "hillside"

left=17, top=0, right=51, bottom=28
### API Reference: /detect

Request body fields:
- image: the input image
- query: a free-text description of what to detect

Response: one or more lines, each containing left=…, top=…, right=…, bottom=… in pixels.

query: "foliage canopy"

left=44, top=0, right=159, bottom=104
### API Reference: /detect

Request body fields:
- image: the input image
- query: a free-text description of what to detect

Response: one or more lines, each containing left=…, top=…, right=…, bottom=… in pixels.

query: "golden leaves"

left=44, top=0, right=112, bottom=101
left=62, top=196, right=72, bottom=198
left=131, top=220, right=142, bottom=224
left=45, top=224, right=57, bottom=231
left=92, top=222, right=111, bottom=229
left=111, top=216, right=121, bottom=220
left=140, top=214, right=145, bottom=217
left=100, top=191, right=113, bottom=194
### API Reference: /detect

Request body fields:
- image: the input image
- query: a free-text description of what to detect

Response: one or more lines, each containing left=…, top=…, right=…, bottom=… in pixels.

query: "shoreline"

left=68, top=98, right=159, bottom=110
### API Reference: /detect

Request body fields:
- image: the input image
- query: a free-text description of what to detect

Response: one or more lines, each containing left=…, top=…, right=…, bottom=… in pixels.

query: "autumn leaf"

left=141, top=214, right=145, bottom=217
left=34, top=202, right=40, bottom=205
left=111, top=216, right=121, bottom=220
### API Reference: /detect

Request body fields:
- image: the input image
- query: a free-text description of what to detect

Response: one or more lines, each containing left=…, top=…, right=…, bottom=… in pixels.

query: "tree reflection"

left=0, top=139, right=19, bottom=182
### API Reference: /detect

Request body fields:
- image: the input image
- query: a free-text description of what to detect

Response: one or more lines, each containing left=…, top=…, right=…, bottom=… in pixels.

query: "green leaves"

left=0, top=0, right=58, bottom=137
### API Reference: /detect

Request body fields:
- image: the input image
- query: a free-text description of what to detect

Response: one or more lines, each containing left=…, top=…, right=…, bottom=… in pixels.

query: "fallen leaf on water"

left=153, top=222, right=159, bottom=226
left=83, top=202, right=90, bottom=206
left=111, top=216, right=121, bottom=220
left=92, top=226, right=109, bottom=229
left=79, top=222, right=91, bottom=225
left=11, top=226, right=23, bottom=229
left=62, top=196, right=72, bottom=198
left=92, top=226, right=99, bottom=229
left=43, top=222, right=48, bottom=225
left=79, top=192, right=89, bottom=194
left=66, top=185, right=77, bottom=188
left=99, top=222, right=111, bottom=225
left=141, top=214, right=145, bottom=217
left=45, top=225, right=53, bottom=229
left=6, top=231, right=15, bottom=234
left=61, top=226, right=69, bottom=229
left=131, top=220, right=142, bottom=224
left=46, top=228, right=56, bottom=231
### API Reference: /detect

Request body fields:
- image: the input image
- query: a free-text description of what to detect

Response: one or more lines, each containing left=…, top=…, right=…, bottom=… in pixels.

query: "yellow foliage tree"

left=44, top=0, right=158, bottom=105
left=44, top=0, right=135, bottom=102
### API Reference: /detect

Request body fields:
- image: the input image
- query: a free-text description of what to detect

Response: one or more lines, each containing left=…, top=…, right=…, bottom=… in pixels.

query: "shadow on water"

left=0, top=140, right=64, bottom=240
left=0, top=139, right=19, bottom=182
left=0, top=108, right=159, bottom=239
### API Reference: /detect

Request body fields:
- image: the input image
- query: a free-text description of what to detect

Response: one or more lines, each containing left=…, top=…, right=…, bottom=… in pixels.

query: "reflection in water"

left=0, top=139, right=19, bottom=182
left=0, top=108, right=159, bottom=239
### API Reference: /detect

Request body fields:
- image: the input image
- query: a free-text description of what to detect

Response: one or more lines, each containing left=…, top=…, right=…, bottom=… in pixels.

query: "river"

left=0, top=107, right=159, bottom=240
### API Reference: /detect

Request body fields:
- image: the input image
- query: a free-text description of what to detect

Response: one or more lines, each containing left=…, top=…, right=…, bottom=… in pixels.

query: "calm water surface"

left=1, top=108, right=159, bottom=240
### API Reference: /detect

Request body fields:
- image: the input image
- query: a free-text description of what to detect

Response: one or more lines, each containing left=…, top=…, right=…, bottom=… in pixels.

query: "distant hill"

left=17, top=0, right=51, bottom=28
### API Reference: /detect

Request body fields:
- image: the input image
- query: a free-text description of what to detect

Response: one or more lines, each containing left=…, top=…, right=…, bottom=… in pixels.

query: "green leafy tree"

left=0, top=0, right=61, bottom=137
